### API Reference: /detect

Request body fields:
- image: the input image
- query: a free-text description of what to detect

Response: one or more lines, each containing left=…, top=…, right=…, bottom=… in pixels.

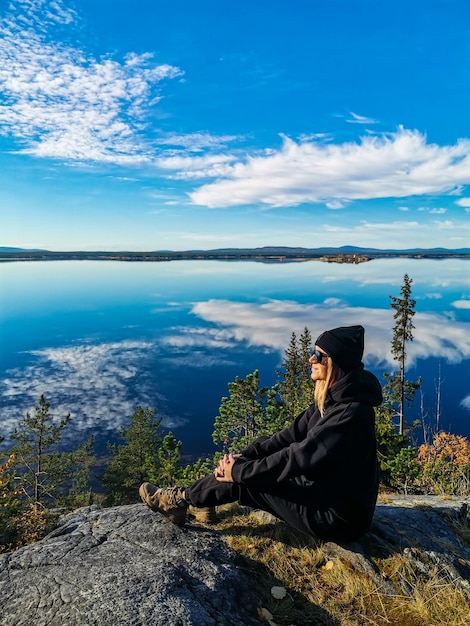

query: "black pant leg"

left=185, top=474, right=352, bottom=540
left=185, top=474, right=240, bottom=507
left=185, top=474, right=318, bottom=536
left=237, top=480, right=317, bottom=536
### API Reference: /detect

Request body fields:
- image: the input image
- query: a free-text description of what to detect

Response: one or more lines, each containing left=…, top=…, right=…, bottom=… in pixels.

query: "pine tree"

left=375, top=395, right=409, bottom=486
left=277, top=331, right=301, bottom=419
left=101, top=406, right=163, bottom=505
left=52, top=436, right=95, bottom=508
left=9, top=395, right=93, bottom=507
left=155, top=433, right=182, bottom=486
left=299, top=326, right=315, bottom=407
left=388, top=274, right=421, bottom=435
left=212, top=370, right=288, bottom=453
left=277, top=327, right=314, bottom=420
left=179, top=456, right=217, bottom=487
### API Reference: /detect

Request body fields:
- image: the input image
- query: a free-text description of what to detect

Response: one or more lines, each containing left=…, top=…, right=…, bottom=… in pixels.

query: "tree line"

left=1, top=274, right=469, bottom=550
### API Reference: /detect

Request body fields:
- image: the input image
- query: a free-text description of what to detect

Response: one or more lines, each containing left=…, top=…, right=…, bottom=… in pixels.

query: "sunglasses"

left=311, top=349, right=329, bottom=365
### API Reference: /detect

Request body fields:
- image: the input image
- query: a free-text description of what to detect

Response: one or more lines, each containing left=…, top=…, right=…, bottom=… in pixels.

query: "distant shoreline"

left=0, top=247, right=469, bottom=263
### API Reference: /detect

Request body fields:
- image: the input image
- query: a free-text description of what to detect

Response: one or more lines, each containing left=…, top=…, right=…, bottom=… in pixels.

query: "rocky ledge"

left=0, top=495, right=469, bottom=625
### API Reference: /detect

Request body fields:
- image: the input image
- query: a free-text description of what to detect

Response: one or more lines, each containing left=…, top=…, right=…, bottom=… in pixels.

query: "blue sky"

left=1, top=0, right=469, bottom=251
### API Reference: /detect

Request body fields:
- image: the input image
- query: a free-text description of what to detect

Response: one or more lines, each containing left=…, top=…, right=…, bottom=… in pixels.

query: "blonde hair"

left=314, top=358, right=341, bottom=416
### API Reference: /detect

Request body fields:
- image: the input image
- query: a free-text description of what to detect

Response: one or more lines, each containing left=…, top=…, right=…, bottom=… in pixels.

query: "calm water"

left=0, top=258, right=469, bottom=457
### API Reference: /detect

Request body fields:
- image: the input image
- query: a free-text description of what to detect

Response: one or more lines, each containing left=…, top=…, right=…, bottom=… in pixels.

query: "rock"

left=0, top=504, right=262, bottom=626
left=1, top=496, right=469, bottom=625
left=368, top=495, right=470, bottom=589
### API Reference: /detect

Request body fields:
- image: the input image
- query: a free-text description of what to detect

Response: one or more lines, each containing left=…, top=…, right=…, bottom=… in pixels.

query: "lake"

left=0, top=258, right=469, bottom=458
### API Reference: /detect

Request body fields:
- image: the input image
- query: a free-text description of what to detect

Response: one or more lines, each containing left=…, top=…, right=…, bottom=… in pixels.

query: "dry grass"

left=448, top=505, right=470, bottom=544
left=215, top=504, right=470, bottom=626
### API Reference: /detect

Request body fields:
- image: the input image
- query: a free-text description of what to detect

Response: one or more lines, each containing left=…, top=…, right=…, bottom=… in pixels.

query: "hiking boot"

left=139, top=482, right=188, bottom=526
left=187, top=505, right=219, bottom=525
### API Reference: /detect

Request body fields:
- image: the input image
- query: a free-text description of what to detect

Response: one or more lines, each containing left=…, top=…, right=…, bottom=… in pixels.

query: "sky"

left=1, top=0, right=470, bottom=251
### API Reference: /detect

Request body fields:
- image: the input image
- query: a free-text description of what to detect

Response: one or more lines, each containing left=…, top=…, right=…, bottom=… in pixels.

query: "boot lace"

left=164, top=486, right=186, bottom=508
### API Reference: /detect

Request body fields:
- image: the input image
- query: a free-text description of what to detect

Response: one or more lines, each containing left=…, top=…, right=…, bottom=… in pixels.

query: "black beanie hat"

left=315, top=325, right=365, bottom=372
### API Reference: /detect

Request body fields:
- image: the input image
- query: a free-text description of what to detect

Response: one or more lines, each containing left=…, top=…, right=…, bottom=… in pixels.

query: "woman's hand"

left=214, top=453, right=238, bottom=483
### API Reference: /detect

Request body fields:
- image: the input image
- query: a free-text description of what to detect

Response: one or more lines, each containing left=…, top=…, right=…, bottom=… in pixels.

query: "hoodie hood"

left=328, top=366, right=383, bottom=407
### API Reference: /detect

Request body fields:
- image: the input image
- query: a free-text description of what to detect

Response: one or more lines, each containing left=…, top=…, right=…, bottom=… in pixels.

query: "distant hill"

left=195, top=245, right=470, bottom=255
left=1, top=245, right=469, bottom=260
left=0, top=246, right=46, bottom=253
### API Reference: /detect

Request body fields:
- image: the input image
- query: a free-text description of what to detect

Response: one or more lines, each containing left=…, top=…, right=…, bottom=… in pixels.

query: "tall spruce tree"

left=386, top=273, right=421, bottom=436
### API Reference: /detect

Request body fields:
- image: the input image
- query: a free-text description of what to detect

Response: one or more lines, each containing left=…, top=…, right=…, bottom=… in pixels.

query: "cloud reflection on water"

left=0, top=340, right=186, bottom=446
left=0, top=259, right=469, bottom=451
left=191, top=298, right=470, bottom=366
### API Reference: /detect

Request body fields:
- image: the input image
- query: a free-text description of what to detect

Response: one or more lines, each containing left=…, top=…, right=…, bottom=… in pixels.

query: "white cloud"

left=16, top=0, right=78, bottom=28
left=302, top=216, right=470, bottom=250
left=359, top=220, right=420, bottom=231
left=299, top=132, right=331, bottom=141
left=0, top=0, right=183, bottom=163
left=434, top=220, right=454, bottom=230
left=3, top=0, right=470, bottom=223
left=419, top=207, right=447, bottom=214
left=189, top=128, right=470, bottom=208
left=346, top=112, right=379, bottom=125
left=323, top=220, right=421, bottom=240
left=452, top=300, right=470, bottom=309
left=323, top=297, right=345, bottom=307
left=325, top=200, right=348, bottom=209
left=155, top=154, right=237, bottom=179
left=158, top=133, right=240, bottom=152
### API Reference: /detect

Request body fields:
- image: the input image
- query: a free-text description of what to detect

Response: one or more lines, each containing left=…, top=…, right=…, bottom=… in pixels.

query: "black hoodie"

left=231, top=366, right=383, bottom=539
